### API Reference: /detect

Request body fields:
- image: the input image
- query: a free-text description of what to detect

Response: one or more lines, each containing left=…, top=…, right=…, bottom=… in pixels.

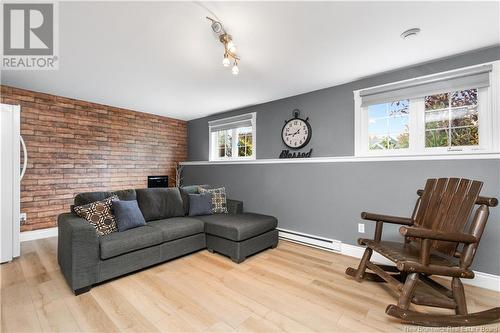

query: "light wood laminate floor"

left=1, top=238, right=499, bottom=332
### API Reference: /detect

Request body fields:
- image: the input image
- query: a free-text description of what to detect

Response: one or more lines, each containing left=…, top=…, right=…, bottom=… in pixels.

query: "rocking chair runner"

left=346, top=178, right=500, bottom=327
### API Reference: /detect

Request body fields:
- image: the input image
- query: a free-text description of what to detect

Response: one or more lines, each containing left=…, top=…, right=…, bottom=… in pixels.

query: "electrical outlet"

left=358, top=223, right=365, bottom=233
left=20, top=213, right=27, bottom=224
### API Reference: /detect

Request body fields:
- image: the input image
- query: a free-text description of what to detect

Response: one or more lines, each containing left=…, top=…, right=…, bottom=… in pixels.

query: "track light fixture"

left=207, top=17, right=240, bottom=75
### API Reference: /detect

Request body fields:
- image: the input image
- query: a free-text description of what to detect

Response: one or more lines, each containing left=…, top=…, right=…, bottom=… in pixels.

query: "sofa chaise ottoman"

left=198, top=213, right=278, bottom=263
left=58, top=186, right=278, bottom=295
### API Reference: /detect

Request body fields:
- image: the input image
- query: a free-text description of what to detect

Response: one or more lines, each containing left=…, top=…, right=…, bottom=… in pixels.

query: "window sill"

left=356, top=148, right=495, bottom=158
left=209, top=157, right=256, bottom=162
left=183, top=152, right=500, bottom=166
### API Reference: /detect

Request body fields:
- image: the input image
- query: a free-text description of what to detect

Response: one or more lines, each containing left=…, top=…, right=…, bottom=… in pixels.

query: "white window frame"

left=354, top=62, right=500, bottom=157
left=209, top=112, right=256, bottom=161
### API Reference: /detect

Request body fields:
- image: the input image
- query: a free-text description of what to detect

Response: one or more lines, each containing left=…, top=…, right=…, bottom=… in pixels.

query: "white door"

left=1, top=104, right=21, bottom=263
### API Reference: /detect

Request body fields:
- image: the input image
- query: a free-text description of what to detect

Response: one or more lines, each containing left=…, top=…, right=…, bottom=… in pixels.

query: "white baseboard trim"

left=279, top=229, right=500, bottom=292
left=20, top=227, right=57, bottom=242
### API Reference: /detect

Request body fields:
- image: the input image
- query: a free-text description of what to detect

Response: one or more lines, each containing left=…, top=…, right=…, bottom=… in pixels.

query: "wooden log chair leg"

left=452, top=277, right=468, bottom=315
left=353, top=248, right=373, bottom=281
left=397, top=272, right=419, bottom=310
left=355, top=248, right=373, bottom=281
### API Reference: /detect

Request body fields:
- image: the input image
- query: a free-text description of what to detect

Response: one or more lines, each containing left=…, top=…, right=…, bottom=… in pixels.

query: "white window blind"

left=209, top=113, right=254, bottom=132
left=360, top=64, right=493, bottom=107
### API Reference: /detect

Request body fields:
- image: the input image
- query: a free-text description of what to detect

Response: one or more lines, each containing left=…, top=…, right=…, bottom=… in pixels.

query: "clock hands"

left=286, top=129, right=301, bottom=137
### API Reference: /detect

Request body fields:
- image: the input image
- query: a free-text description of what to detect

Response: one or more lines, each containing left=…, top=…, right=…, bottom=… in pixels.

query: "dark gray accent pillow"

left=136, top=187, right=184, bottom=222
left=188, top=193, right=213, bottom=216
left=180, top=185, right=210, bottom=215
left=112, top=200, right=146, bottom=232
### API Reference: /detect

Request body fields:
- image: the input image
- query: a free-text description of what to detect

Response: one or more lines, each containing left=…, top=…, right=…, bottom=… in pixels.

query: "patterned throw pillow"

left=74, top=195, right=118, bottom=235
left=199, top=187, right=228, bottom=214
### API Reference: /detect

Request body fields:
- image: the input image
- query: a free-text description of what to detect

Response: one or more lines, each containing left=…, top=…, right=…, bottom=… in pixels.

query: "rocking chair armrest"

left=361, top=212, right=413, bottom=225
left=399, top=226, right=477, bottom=244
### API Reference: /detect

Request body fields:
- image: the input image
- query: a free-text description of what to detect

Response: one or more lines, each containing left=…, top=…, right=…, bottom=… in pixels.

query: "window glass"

left=217, top=129, right=232, bottom=158
left=237, top=126, right=253, bottom=157
left=368, top=99, right=410, bottom=150
left=425, top=89, right=478, bottom=148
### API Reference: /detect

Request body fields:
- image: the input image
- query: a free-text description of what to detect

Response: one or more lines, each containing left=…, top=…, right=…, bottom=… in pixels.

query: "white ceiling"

left=2, top=1, right=499, bottom=120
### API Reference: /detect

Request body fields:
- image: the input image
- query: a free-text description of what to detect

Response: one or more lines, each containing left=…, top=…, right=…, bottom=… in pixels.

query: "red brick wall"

left=1, top=85, right=188, bottom=232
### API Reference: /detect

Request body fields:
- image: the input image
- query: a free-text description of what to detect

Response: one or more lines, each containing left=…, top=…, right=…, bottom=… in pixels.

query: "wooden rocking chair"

left=346, top=178, right=500, bottom=327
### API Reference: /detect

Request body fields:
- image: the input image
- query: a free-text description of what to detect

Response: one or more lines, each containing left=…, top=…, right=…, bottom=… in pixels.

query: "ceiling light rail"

left=207, top=16, right=240, bottom=75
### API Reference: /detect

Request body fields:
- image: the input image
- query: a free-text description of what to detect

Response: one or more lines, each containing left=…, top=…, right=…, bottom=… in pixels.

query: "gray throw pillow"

left=180, top=185, right=210, bottom=215
left=113, top=200, right=146, bottom=232
left=188, top=193, right=213, bottom=216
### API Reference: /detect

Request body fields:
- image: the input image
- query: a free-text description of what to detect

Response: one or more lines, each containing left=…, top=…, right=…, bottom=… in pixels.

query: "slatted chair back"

left=411, top=178, right=483, bottom=257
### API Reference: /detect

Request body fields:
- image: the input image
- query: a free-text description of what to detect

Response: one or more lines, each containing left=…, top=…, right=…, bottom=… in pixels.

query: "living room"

left=1, top=1, right=499, bottom=332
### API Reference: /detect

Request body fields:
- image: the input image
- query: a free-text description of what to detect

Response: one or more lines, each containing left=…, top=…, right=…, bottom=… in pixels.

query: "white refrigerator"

left=1, top=103, right=27, bottom=263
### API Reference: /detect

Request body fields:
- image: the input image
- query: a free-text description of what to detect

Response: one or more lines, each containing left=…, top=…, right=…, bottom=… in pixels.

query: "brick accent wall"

left=1, top=85, right=188, bottom=232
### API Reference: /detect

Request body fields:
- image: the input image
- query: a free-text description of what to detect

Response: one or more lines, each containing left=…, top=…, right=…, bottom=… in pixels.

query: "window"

left=209, top=112, right=256, bottom=161
left=355, top=63, right=499, bottom=157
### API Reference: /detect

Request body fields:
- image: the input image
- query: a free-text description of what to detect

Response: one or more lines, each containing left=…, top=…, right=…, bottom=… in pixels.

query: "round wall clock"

left=281, top=109, right=312, bottom=149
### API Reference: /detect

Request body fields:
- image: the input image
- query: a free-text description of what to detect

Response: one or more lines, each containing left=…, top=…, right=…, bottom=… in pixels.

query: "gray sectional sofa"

left=57, top=186, right=278, bottom=295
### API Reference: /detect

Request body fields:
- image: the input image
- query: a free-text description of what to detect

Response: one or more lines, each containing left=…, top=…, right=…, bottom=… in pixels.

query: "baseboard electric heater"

left=147, top=175, right=168, bottom=188
left=278, top=228, right=342, bottom=252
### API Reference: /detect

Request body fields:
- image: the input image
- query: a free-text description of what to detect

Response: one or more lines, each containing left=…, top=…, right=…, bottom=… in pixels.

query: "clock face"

left=282, top=118, right=311, bottom=149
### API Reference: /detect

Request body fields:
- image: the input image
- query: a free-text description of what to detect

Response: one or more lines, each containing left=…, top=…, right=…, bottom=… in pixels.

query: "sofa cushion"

left=99, top=225, right=162, bottom=259
left=147, top=217, right=204, bottom=242
left=197, top=213, right=277, bottom=241
left=113, top=200, right=146, bottom=232
left=136, top=188, right=184, bottom=222
left=75, top=189, right=136, bottom=206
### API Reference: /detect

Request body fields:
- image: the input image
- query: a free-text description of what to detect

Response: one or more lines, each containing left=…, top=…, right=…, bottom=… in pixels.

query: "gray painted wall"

left=184, top=160, right=500, bottom=275
left=185, top=46, right=500, bottom=275
left=188, top=46, right=500, bottom=160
